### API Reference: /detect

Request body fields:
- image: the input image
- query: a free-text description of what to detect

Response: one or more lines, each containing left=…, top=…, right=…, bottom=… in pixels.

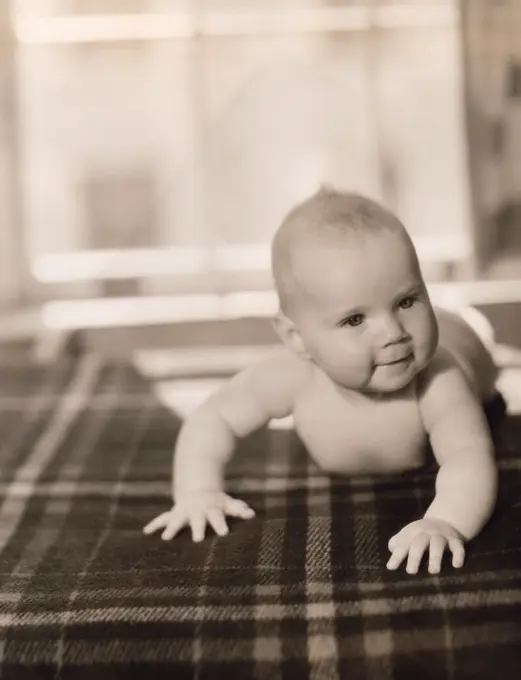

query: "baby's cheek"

left=336, top=350, right=374, bottom=384
left=417, top=330, right=438, bottom=366
left=422, top=309, right=439, bottom=351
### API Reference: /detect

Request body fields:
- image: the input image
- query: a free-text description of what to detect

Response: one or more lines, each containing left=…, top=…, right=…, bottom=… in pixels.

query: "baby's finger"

left=190, top=513, right=207, bottom=543
left=428, top=535, right=447, bottom=574
left=448, top=537, right=465, bottom=569
left=161, top=512, right=187, bottom=541
left=386, top=546, right=409, bottom=571
left=406, top=534, right=430, bottom=574
left=224, top=497, right=255, bottom=519
left=143, top=512, right=171, bottom=535
left=206, top=509, right=229, bottom=537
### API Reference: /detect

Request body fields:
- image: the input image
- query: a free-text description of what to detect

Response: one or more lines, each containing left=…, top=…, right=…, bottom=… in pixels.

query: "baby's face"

left=289, top=230, right=438, bottom=394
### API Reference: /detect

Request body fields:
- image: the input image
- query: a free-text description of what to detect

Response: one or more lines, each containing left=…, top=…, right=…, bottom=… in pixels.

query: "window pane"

left=175, top=32, right=381, bottom=249
left=12, top=0, right=471, bottom=298
left=16, top=39, right=197, bottom=259
left=13, top=1, right=191, bottom=17
left=375, top=24, right=471, bottom=254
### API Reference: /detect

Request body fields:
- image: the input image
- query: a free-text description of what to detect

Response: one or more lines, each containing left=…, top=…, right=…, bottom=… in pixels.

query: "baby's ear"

left=272, top=311, right=310, bottom=360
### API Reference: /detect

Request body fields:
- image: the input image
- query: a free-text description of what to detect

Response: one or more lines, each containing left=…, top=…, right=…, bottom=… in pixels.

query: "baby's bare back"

left=435, top=306, right=497, bottom=399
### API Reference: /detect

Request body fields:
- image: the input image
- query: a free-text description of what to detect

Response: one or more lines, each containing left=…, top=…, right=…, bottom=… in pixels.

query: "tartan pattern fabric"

left=1, top=351, right=521, bottom=680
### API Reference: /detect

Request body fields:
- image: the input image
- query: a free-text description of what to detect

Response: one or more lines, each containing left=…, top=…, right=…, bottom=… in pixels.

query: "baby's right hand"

left=143, top=491, right=255, bottom=542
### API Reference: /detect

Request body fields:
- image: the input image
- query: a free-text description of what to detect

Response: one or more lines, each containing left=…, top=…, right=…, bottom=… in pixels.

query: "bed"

left=1, top=346, right=520, bottom=679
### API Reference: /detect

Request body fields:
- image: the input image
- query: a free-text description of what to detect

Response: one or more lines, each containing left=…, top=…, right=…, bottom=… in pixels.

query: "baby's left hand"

left=387, top=518, right=465, bottom=575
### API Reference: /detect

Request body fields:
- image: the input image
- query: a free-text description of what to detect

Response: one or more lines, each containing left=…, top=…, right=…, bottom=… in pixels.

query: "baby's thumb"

left=388, top=534, right=399, bottom=552
left=224, top=497, right=255, bottom=519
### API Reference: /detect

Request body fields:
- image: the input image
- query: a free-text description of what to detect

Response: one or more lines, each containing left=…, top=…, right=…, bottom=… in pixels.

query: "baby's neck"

left=331, top=377, right=417, bottom=405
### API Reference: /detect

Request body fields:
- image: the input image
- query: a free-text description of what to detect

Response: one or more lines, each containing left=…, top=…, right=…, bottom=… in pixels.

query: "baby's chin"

left=364, top=374, right=416, bottom=395
left=328, top=352, right=431, bottom=395
left=365, top=360, right=421, bottom=394
left=334, top=371, right=417, bottom=398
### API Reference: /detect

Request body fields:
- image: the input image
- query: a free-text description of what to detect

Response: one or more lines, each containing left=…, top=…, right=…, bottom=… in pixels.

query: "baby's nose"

left=379, top=314, right=408, bottom=346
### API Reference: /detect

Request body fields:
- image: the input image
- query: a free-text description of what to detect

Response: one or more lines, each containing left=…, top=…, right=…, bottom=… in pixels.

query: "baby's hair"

left=271, top=185, right=406, bottom=313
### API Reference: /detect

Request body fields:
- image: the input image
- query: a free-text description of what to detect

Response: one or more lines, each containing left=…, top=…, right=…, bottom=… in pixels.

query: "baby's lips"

left=379, top=351, right=413, bottom=365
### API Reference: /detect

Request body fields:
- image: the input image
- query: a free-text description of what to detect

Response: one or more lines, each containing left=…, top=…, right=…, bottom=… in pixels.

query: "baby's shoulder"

left=208, top=347, right=313, bottom=432
left=226, top=346, right=313, bottom=415
left=416, top=347, right=468, bottom=403
left=247, top=346, right=313, bottom=390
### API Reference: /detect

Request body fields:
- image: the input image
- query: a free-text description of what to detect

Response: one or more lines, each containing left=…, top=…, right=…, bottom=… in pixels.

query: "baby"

left=144, top=187, right=500, bottom=575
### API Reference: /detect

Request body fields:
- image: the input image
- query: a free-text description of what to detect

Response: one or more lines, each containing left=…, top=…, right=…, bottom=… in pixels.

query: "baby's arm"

left=144, top=348, right=310, bottom=541
left=387, top=350, right=497, bottom=574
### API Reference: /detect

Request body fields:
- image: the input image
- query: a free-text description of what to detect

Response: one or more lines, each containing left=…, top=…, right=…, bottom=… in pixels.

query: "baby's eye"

left=399, top=296, right=416, bottom=310
left=339, top=313, right=365, bottom=328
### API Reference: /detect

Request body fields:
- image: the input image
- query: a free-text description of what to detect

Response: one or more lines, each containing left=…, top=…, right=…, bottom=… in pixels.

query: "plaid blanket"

left=1, top=351, right=521, bottom=680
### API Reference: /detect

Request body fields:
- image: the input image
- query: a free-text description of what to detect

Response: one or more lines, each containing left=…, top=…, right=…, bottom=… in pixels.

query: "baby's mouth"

left=379, top=353, right=413, bottom=367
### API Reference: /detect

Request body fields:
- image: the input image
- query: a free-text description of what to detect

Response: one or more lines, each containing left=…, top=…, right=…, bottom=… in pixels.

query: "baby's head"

left=271, top=186, right=438, bottom=394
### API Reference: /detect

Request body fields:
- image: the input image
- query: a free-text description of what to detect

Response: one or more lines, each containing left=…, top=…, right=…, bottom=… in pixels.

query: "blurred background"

left=1, top=0, right=521, bottom=360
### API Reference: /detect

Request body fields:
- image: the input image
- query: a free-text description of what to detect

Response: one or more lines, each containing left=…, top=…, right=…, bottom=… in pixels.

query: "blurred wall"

left=0, top=4, right=24, bottom=308
left=4, top=1, right=477, bottom=304
left=14, top=3, right=470, bottom=265
left=461, top=0, right=521, bottom=265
